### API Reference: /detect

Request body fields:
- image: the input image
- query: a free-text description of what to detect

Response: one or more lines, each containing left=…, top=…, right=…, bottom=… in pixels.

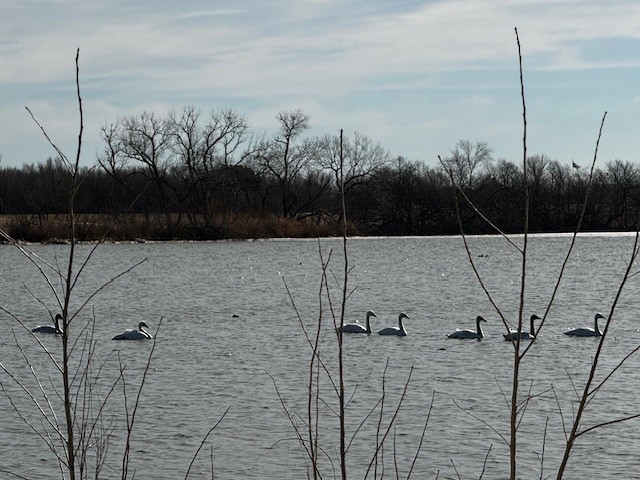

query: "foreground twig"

left=184, top=405, right=231, bottom=480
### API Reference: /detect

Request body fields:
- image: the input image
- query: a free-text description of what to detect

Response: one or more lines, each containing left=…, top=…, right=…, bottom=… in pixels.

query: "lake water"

left=1, top=233, right=640, bottom=479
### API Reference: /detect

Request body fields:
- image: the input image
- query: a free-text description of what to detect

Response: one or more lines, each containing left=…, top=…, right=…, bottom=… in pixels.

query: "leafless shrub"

left=0, top=50, right=155, bottom=480
left=439, top=29, right=640, bottom=479
left=271, top=130, right=433, bottom=479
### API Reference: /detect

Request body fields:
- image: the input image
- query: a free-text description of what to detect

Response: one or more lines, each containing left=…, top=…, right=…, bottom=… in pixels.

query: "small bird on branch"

left=572, top=161, right=580, bottom=170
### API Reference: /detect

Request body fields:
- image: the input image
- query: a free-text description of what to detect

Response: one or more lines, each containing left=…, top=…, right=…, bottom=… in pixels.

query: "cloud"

left=5, top=1, right=640, bottom=95
left=2, top=0, right=640, bottom=166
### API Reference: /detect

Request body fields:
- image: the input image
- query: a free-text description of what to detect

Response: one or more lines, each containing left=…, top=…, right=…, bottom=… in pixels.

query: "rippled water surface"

left=2, top=234, right=640, bottom=479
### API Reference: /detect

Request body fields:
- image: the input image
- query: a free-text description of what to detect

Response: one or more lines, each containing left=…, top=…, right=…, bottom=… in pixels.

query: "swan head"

left=476, top=315, right=487, bottom=323
left=53, top=314, right=64, bottom=332
left=366, top=310, right=377, bottom=318
left=399, top=313, right=409, bottom=321
left=138, top=321, right=149, bottom=330
left=530, top=314, right=541, bottom=321
left=595, top=313, right=605, bottom=321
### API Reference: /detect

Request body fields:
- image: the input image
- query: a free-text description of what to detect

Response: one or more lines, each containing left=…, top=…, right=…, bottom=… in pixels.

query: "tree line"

left=1, top=106, right=639, bottom=239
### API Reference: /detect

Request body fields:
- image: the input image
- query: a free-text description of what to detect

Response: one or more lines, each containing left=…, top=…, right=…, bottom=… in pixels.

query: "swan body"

left=564, top=313, right=604, bottom=337
left=341, top=310, right=376, bottom=334
left=32, top=314, right=63, bottom=334
left=112, top=322, right=153, bottom=340
left=447, top=316, right=486, bottom=339
left=378, top=313, right=408, bottom=336
left=503, top=314, right=540, bottom=341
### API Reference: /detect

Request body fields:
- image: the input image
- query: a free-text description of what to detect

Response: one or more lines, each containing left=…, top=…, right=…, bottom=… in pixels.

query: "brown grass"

left=0, top=212, right=357, bottom=242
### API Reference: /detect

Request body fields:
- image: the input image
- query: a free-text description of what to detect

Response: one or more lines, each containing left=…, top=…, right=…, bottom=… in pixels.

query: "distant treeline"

left=0, top=107, right=638, bottom=240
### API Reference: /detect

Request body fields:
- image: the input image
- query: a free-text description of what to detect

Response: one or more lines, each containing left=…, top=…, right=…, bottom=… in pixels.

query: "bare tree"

left=252, top=109, right=316, bottom=218
left=442, top=139, right=493, bottom=189
left=98, top=111, right=179, bottom=229
left=526, top=154, right=550, bottom=191
left=601, top=159, right=640, bottom=228
left=315, top=131, right=390, bottom=193
left=546, top=160, right=572, bottom=225
left=203, top=108, right=254, bottom=167
left=105, top=112, right=175, bottom=184
left=169, top=106, right=256, bottom=222
left=170, top=106, right=203, bottom=183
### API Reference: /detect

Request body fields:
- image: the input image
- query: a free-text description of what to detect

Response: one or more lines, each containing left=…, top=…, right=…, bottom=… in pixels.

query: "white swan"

left=341, top=310, right=376, bottom=334
left=503, top=314, right=540, bottom=341
left=564, top=313, right=604, bottom=337
left=378, top=313, right=408, bottom=336
left=447, top=316, right=486, bottom=339
left=32, top=314, right=63, bottom=334
left=112, top=322, right=153, bottom=340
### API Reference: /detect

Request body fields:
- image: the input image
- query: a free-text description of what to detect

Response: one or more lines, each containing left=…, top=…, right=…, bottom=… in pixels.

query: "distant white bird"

left=503, top=314, right=540, bottom=341
left=341, top=310, right=376, bottom=334
left=112, top=322, right=153, bottom=340
left=378, top=313, right=408, bottom=336
left=564, top=313, right=604, bottom=337
left=32, top=314, right=63, bottom=334
left=447, top=316, right=487, bottom=339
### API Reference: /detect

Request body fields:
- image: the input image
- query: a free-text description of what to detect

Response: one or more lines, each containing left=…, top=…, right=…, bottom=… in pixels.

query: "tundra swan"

left=112, top=322, right=153, bottom=340
left=32, top=314, right=63, bottom=334
left=503, top=314, right=540, bottom=341
left=447, top=316, right=486, bottom=339
left=564, top=313, right=604, bottom=337
left=378, top=313, right=408, bottom=336
left=341, top=310, right=376, bottom=334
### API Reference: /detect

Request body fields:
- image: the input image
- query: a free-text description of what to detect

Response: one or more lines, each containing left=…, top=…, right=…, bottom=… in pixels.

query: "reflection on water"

left=1, top=234, right=640, bottom=478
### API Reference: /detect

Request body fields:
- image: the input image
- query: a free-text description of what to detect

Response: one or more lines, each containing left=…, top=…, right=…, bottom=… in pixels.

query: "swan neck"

left=530, top=318, right=535, bottom=336
left=476, top=318, right=483, bottom=336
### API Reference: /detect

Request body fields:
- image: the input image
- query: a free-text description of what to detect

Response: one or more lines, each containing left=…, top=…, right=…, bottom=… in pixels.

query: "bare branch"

left=184, top=405, right=231, bottom=479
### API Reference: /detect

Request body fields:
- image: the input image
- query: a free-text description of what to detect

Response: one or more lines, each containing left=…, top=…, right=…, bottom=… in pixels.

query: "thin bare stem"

left=338, top=128, right=348, bottom=480
left=346, top=396, right=383, bottom=454
left=267, top=371, right=314, bottom=466
left=576, top=412, right=640, bottom=438
left=406, top=390, right=436, bottom=478
left=587, top=342, right=640, bottom=401
left=510, top=27, right=529, bottom=480
left=551, top=386, right=569, bottom=442
left=450, top=459, right=462, bottom=480
left=452, top=398, right=509, bottom=446
left=282, top=274, right=339, bottom=397
left=184, top=405, right=231, bottom=479
left=478, top=444, right=493, bottom=480
left=538, top=417, right=549, bottom=480
left=364, top=366, right=415, bottom=479
left=393, top=426, right=399, bottom=479
left=0, top=469, right=31, bottom=480
left=121, top=319, right=162, bottom=479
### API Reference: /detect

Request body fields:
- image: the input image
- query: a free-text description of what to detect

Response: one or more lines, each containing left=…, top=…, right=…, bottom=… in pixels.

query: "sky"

left=2, top=0, right=640, bottom=170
